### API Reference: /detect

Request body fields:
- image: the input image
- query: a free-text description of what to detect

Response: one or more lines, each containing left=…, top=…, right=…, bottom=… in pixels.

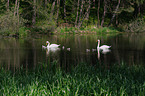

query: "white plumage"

left=46, top=41, right=60, bottom=48
left=97, top=39, right=111, bottom=50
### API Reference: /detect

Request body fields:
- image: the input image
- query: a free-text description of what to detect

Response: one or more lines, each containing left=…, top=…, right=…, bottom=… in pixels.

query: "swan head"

left=96, top=39, right=100, bottom=43
left=46, top=41, right=50, bottom=45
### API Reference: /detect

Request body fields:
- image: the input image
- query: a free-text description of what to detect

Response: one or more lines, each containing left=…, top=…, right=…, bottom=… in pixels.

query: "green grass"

left=0, top=62, right=145, bottom=96
left=55, top=26, right=119, bottom=34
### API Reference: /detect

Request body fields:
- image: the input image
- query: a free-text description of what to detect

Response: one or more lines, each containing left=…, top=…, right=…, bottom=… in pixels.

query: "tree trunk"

left=32, top=0, right=36, bottom=27
left=101, top=0, right=107, bottom=27
left=56, top=0, right=60, bottom=24
left=86, top=0, right=91, bottom=20
left=7, top=0, right=9, bottom=11
left=115, top=15, right=118, bottom=26
left=14, top=0, right=19, bottom=32
left=78, top=0, right=91, bottom=28
left=63, top=0, right=67, bottom=22
left=14, top=0, right=17, bottom=16
left=45, top=0, right=47, bottom=8
left=49, top=0, right=56, bottom=22
left=97, top=0, right=100, bottom=27
left=75, top=0, right=80, bottom=27
left=78, top=0, right=84, bottom=28
left=93, top=0, right=95, bottom=8
left=138, top=5, right=141, bottom=16
left=108, top=0, right=121, bottom=26
left=17, top=1, right=20, bottom=31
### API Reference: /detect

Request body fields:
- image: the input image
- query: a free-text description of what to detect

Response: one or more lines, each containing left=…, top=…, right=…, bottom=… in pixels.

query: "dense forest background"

left=0, top=0, right=145, bottom=36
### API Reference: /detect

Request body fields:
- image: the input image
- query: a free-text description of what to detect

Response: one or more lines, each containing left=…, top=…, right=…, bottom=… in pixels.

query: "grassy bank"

left=0, top=62, right=145, bottom=96
left=55, top=26, right=120, bottom=34
left=0, top=25, right=120, bottom=38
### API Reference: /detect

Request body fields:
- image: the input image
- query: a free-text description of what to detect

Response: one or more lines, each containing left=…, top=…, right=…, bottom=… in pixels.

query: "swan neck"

left=47, top=43, right=50, bottom=47
left=97, top=41, right=100, bottom=48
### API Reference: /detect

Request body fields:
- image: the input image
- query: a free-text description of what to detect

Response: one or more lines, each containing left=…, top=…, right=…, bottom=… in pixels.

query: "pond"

left=0, top=33, right=145, bottom=71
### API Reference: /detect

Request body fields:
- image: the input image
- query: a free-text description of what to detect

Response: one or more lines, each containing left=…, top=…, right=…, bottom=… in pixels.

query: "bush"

left=124, top=18, right=145, bottom=32
left=0, top=11, right=27, bottom=36
left=18, top=27, right=29, bottom=38
left=35, top=19, right=56, bottom=33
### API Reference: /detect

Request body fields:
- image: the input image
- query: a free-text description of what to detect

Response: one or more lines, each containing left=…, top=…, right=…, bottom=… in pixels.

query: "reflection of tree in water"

left=0, top=33, right=145, bottom=72
left=45, top=48, right=60, bottom=67
left=0, top=38, right=22, bottom=72
left=113, top=33, right=145, bottom=65
left=0, top=39, right=39, bottom=72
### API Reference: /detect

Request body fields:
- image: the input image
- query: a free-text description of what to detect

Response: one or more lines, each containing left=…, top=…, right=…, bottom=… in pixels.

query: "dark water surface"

left=0, top=33, right=145, bottom=71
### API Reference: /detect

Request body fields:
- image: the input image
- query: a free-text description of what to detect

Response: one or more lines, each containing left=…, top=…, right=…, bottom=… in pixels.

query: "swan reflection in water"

left=42, top=46, right=60, bottom=57
left=46, top=47, right=60, bottom=55
left=97, top=48, right=111, bottom=59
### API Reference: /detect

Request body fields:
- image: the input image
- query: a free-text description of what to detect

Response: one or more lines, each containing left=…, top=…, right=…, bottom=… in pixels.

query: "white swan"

left=42, top=45, right=47, bottom=49
left=97, top=39, right=111, bottom=50
left=67, top=48, right=71, bottom=51
left=46, top=41, right=60, bottom=48
left=86, top=49, right=90, bottom=52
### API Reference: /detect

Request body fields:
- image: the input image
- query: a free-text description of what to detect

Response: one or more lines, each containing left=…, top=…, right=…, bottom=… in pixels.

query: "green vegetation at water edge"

left=55, top=26, right=119, bottom=34
left=0, top=62, right=145, bottom=96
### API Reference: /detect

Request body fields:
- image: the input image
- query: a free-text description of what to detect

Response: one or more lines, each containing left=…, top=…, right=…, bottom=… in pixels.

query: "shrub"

left=35, top=19, right=56, bottom=33
left=124, top=18, right=145, bottom=32
left=0, top=11, right=27, bottom=36
left=18, top=27, right=29, bottom=38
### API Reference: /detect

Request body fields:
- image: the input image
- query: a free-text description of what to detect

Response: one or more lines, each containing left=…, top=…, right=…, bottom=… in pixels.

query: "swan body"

left=86, top=49, right=90, bottom=52
left=97, top=40, right=111, bottom=50
left=67, top=48, right=70, bottom=51
left=62, top=46, right=65, bottom=49
left=92, top=49, right=96, bottom=52
left=46, top=41, right=60, bottom=48
left=102, top=49, right=111, bottom=54
left=42, top=45, right=47, bottom=49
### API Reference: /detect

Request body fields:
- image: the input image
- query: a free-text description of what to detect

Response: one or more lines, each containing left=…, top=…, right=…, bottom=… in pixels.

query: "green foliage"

left=55, top=26, right=119, bottom=34
left=56, top=27, right=78, bottom=33
left=0, top=62, right=145, bottom=95
left=0, top=11, right=27, bottom=36
left=36, top=19, right=56, bottom=33
left=18, top=27, right=29, bottom=38
left=123, top=17, right=145, bottom=32
left=0, top=0, right=145, bottom=35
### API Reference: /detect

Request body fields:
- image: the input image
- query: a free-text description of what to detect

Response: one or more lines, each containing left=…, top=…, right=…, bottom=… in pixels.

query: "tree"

left=108, top=0, right=121, bottom=26
left=101, top=0, right=107, bottom=27
left=97, top=0, right=100, bottom=27
left=7, top=0, right=9, bottom=11
left=32, top=0, right=36, bottom=27
left=14, top=0, right=18, bottom=16
left=56, top=0, right=60, bottom=24
left=63, top=0, right=67, bottom=22
left=78, top=0, right=91, bottom=28
left=75, top=0, right=91, bottom=28
left=75, top=0, right=80, bottom=27
left=49, top=0, right=56, bottom=22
